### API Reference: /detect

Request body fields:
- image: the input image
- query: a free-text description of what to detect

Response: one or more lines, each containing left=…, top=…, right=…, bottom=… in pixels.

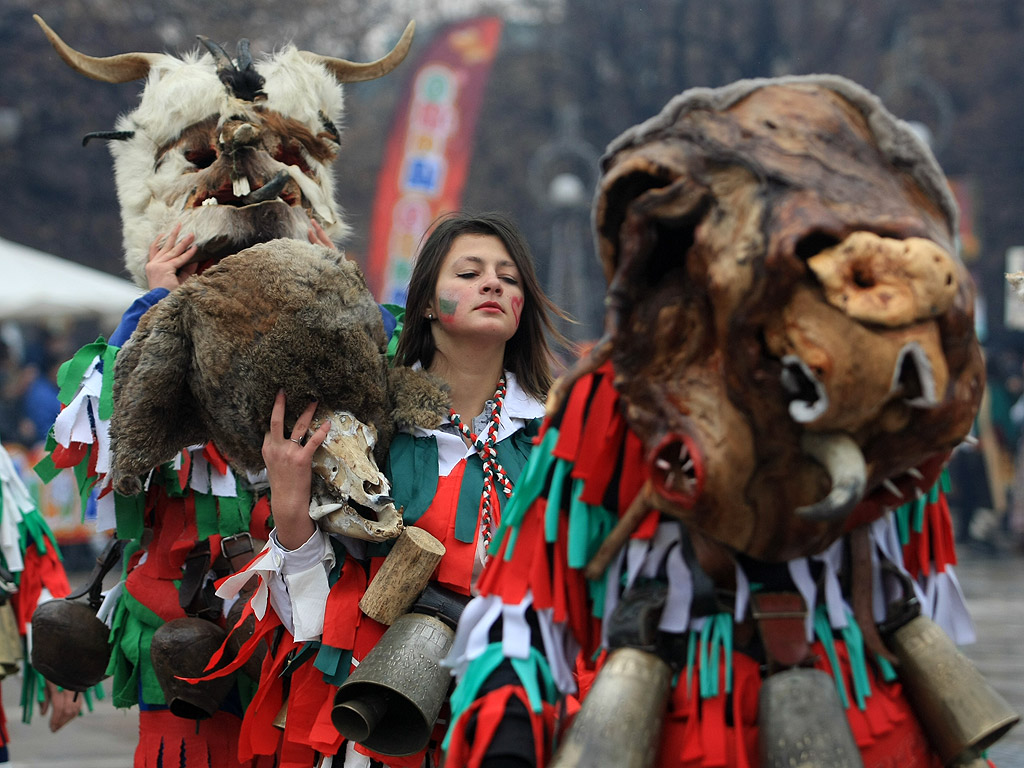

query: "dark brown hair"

left=394, top=211, right=571, bottom=401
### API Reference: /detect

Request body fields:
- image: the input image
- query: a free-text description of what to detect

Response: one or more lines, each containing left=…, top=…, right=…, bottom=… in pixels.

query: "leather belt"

left=750, top=591, right=811, bottom=671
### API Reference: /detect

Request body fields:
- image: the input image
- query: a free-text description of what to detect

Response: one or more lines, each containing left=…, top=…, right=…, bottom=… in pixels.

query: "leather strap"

left=179, top=540, right=221, bottom=619
left=220, top=532, right=257, bottom=572
left=850, top=526, right=899, bottom=665
left=66, top=537, right=126, bottom=611
left=750, top=591, right=811, bottom=671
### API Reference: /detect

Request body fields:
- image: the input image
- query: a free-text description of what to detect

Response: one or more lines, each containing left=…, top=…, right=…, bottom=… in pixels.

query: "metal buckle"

left=221, top=532, right=254, bottom=562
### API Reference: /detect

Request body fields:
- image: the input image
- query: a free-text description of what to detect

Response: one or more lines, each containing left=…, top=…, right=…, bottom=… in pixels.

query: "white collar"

left=407, top=366, right=545, bottom=438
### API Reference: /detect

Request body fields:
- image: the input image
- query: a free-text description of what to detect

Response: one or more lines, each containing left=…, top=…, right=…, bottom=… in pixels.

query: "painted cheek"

left=438, top=295, right=459, bottom=322
left=510, top=296, right=524, bottom=327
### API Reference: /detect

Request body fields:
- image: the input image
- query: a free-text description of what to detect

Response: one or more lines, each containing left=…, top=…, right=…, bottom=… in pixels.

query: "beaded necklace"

left=448, top=376, right=513, bottom=553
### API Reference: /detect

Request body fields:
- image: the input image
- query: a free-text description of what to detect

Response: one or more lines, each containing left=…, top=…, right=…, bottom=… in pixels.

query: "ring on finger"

left=289, top=437, right=303, bottom=445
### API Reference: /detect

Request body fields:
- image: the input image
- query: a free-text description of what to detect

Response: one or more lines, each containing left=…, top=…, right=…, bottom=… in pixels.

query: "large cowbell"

left=331, top=612, right=455, bottom=756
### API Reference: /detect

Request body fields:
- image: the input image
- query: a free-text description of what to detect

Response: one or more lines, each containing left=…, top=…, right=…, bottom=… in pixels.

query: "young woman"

left=241, top=212, right=570, bottom=767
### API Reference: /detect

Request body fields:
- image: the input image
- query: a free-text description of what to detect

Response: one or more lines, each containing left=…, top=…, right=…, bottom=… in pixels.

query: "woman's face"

left=429, top=234, right=525, bottom=346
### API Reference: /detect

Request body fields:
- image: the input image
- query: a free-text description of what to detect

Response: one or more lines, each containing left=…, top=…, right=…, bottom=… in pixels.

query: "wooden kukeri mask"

left=588, top=75, right=983, bottom=560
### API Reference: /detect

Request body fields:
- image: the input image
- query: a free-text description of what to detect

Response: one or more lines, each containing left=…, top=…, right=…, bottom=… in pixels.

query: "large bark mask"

left=589, top=76, right=984, bottom=561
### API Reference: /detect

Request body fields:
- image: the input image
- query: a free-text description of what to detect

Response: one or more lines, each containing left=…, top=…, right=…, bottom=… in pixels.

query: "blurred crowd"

left=0, top=324, right=68, bottom=451
left=947, top=345, right=1024, bottom=554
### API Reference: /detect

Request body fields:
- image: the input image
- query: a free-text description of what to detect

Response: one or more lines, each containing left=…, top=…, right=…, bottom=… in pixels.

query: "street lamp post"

left=528, top=105, right=603, bottom=343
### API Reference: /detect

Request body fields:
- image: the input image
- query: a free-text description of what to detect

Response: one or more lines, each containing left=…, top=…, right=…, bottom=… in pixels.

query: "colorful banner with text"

left=365, top=16, right=503, bottom=304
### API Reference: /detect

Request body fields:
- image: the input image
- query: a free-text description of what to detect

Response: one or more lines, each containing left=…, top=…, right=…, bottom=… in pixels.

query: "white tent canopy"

left=0, top=236, right=141, bottom=323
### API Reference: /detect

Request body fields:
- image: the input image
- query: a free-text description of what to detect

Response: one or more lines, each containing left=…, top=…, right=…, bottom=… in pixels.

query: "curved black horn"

left=196, top=35, right=237, bottom=75
left=236, top=39, right=253, bottom=72
left=82, top=130, right=135, bottom=147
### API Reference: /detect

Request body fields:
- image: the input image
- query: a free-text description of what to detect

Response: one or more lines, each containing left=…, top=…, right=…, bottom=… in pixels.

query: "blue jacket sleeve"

left=108, top=288, right=169, bottom=347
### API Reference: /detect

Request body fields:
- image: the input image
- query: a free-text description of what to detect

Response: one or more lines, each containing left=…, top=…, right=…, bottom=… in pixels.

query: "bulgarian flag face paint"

left=432, top=234, right=524, bottom=343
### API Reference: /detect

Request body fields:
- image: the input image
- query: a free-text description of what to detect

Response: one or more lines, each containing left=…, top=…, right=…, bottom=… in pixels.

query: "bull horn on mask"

left=301, top=21, right=415, bottom=83
left=34, top=15, right=162, bottom=83
left=795, top=431, right=867, bottom=521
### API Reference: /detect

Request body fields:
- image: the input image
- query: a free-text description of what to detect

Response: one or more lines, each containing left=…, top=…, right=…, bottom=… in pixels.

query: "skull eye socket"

left=794, top=231, right=841, bottom=261
left=185, top=147, right=217, bottom=169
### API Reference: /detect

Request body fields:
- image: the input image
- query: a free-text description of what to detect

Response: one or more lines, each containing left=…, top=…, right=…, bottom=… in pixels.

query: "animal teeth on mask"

left=232, top=176, right=252, bottom=197
left=664, top=443, right=697, bottom=494
left=891, top=341, right=938, bottom=407
left=882, top=478, right=903, bottom=498
left=283, top=164, right=335, bottom=223
left=906, top=467, right=924, bottom=480
left=201, top=198, right=219, bottom=207
left=781, top=354, right=829, bottom=423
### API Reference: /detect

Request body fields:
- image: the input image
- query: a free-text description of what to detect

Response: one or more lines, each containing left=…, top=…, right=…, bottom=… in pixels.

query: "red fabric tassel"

left=552, top=371, right=597, bottom=462
left=11, top=542, right=71, bottom=633
left=50, top=441, right=88, bottom=469
left=136, top=709, right=254, bottom=768
left=203, top=443, right=230, bottom=475
left=573, top=376, right=624, bottom=506
left=239, top=630, right=298, bottom=760
left=444, top=685, right=556, bottom=768
left=177, top=449, right=192, bottom=492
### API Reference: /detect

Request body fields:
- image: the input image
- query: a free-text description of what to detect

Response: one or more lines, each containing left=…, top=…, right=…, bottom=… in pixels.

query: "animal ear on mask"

left=547, top=172, right=710, bottom=416
left=601, top=173, right=710, bottom=342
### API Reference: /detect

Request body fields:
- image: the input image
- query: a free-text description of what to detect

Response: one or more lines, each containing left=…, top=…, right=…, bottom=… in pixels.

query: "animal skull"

left=309, top=410, right=404, bottom=542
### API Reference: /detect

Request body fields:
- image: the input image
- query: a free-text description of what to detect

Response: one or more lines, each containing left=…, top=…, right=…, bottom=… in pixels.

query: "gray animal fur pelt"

left=108, top=239, right=449, bottom=495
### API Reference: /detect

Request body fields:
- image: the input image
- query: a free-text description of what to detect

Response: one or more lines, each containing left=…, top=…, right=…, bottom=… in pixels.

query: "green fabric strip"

left=840, top=609, right=871, bottom=710
left=544, top=458, right=571, bottom=544
left=895, top=502, right=911, bottom=546
left=500, top=427, right=558, bottom=534
left=939, top=467, right=951, bottom=494
left=386, top=432, right=439, bottom=527
left=98, top=343, right=119, bottom=421
left=72, top=459, right=95, bottom=510
left=114, top=492, right=145, bottom=541
left=566, top=478, right=591, bottom=569
left=875, top=653, right=897, bottom=682
left=217, top=494, right=243, bottom=537
left=56, top=339, right=107, bottom=405
left=33, top=451, right=60, bottom=484
left=455, top=456, right=484, bottom=543
left=313, top=645, right=353, bottom=686
left=814, top=606, right=850, bottom=709
left=912, top=493, right=927, bottom=535
left=193, top=492, right=219, bottom=540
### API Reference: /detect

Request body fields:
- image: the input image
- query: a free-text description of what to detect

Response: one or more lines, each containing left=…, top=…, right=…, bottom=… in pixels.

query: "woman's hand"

left=40, top=679, right=81, bottom=732
left=146, top=223, right=199, bottom=291
left=264, top=391, right=331, bottom=550
left=307, top=218, right=337, bottom=250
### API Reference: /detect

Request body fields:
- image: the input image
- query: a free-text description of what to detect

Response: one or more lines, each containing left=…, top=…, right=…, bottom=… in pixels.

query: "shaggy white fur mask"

left=36, top=15, right=414, bottom=286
